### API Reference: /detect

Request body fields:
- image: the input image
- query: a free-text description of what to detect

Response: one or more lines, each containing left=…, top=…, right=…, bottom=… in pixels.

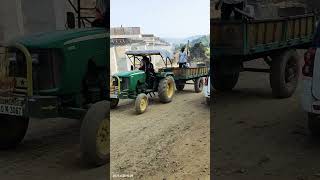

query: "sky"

left=110, top=0, right=210, bottom=39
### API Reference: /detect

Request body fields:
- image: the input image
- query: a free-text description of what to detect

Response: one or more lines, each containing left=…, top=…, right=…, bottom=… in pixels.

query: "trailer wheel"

left=213, top=71, right=239, bottom=91
left=0, top=115, right=29, bottom=149
left=80, top=101, right=109, bottom=166
left=110, top=98, right=119, bottom=109
left=270, top=50, right=300, bottom=98
left=308, top=113, right=320, bottom=137
left=135, top=93, right=148, bottom=114
left=194, top=77, right=204, bottom=93
left=176, top=84, right=185, bottom=91
left=158, top=76, right=175, bottom=103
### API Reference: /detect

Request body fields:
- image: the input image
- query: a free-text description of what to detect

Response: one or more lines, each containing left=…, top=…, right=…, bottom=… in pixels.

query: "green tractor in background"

left=110, top=50, right=176, bottom=114
left=0, top=27, right=109, bottom=166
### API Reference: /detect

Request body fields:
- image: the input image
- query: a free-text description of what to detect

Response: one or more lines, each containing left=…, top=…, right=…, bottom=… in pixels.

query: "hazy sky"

left=110, top=0, right=210, bottom=38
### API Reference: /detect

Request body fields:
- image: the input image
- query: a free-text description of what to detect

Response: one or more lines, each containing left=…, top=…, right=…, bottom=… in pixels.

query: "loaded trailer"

left=212, top=13, right=316, bottom=98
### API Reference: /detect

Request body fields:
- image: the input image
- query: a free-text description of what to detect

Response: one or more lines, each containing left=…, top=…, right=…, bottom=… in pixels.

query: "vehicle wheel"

left=213, top=70, right=239, bottom=91
left=206, top=97, right=210, bottom=106
left=0, top=115, right=29, bottom=149
left=80, top=101, right=109, bottom=166
left=158, top=76, right=175, bottom=103
left=194, top=77, right=204, bottom=93
left=175, top=80, right=185, bottom=91
left=270, top=50, right=300, bottom=98
left=110, top=98, right=119, bottom=109
left=135, top=93, right=148, bottom=114
left=308, top=113, right=320, bottom=136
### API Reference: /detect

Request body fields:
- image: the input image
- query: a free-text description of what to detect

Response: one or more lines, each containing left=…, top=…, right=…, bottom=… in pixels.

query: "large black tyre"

left=308, top=113, right=320, bottom=137
left=194, top=77, right=204, bottom=93
left=110, top=98, right=119, bottom=109
left=270, top=50, right=300, bottom=98
left=176, top=84, right=185, bottom=91
left=158, top=76, right=175, bottom=103
left=175, top=80, right=185, bottom=91
left=135, top=93, right=148, bottom=114
left=80, top=101, right=109, bottom=166
left=0, top=115, right=29, bottom=149
left=213, top=70, right=239, bottom=91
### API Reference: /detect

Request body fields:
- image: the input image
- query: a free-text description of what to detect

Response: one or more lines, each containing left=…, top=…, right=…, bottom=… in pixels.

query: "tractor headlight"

left=31, top=53, right=39, bottom=64
left=7, top=52, right=17, bottom=62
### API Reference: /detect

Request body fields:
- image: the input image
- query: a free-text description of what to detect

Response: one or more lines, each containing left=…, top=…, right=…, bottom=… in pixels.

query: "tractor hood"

left=11, top=28, right=108, bottom=49
left=114, top=70, right=145, bottom=78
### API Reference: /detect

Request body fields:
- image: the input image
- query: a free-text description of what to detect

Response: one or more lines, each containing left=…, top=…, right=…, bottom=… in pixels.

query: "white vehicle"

left=203, top=75, right=211, bottom=105
left=301, top=24, right=320, bottom=136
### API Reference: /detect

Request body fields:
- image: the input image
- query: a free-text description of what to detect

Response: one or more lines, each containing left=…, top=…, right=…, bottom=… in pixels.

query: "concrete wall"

left=0, top=0, right=24, bottom=43
left=21, top=0, right=66, bottom=35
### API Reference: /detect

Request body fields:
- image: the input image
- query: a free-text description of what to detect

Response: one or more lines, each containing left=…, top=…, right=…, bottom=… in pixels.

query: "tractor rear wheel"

left=158, top=76, right=175, bottom=103
left=194, top=77, right=204, bottom=93
left=135, top=93, right=148, bottom=114
left=80, top=101, right=109, bottom=166
left=110, top=98, right=119, bottom=109
left=0, top=115, right=29, bottom=149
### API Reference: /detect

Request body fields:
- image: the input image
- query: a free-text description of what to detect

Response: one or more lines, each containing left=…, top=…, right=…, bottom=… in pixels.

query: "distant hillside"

left=163, top=35, right=205, bottom=46
left=190, top=35, right=210, bottom=47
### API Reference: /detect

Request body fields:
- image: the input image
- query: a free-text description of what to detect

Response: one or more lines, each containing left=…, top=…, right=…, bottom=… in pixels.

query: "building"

left=0, top=0, right=96, bottom=44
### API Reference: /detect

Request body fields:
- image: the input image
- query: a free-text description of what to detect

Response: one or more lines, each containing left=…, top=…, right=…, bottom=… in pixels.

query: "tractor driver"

left=139, top=56, right=155, bottom=88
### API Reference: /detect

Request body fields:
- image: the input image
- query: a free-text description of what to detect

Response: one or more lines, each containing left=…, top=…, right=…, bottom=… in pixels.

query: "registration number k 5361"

left=0, top=104, right=23, bottom=116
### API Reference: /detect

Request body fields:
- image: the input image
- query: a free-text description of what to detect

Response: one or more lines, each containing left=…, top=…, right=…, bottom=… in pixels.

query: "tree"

left=189, top=42, right=208, bottom=62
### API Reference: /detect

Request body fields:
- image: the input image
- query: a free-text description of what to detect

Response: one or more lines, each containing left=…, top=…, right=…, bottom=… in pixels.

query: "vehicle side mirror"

left=67, top=12, right=76, bottom=29
left=131, top=65, right=134, bottom=70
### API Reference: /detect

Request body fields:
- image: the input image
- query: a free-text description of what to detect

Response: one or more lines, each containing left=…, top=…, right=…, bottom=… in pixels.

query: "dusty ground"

left=0, top=118, right=107, bottom=180
left=111, top=84, right=210, bottom=180
left=213, top=59, right=320, bottom=180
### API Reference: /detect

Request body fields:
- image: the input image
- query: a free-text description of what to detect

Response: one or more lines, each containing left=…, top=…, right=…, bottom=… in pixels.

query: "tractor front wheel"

left=135, top=93, right=148, bottom=114
left=0, top=115, right=29, bottom=149
left=158, top=76, right=175, bottom=103
left=80, top=101, right=109, bottom=166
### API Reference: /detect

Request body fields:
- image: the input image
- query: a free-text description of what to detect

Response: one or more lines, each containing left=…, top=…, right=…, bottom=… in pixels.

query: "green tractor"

left=0, top=27, right=109, bottom=166
left=110, top=50, right=176, bottom=114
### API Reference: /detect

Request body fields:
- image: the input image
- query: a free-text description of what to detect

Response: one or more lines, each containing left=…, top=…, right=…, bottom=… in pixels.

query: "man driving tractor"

left=139, top=56, right=156, bottom=88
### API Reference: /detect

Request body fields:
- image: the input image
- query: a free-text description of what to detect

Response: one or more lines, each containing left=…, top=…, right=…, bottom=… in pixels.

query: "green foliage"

left=189, top=42, right=209, bottom=62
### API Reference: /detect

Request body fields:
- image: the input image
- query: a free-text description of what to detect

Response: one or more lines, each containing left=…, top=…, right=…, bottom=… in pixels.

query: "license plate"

left=110, top=94, right=118, bottom=99
left=0, top=104, right=23, bottom=116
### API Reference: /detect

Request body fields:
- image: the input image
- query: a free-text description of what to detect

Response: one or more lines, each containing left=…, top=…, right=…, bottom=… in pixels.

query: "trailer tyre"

left=308, top=113, right=320, bottom=137
left=158, top=76, right=175, bottom=103
left=194, top=77, right=204, bottom=93
left=110, top=98, right=119, bottom=109
left=270, top=50, right=300, bottom=98
left=80, top=101, right=109, bottom=166
left=0, top=115, right=29, bottom=149
left=213, top=71, right=239, bottom=91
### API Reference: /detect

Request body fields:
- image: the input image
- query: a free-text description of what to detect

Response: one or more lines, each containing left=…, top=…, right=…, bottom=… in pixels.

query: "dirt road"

left=0, top=118, right=107, bottom=180
left=214, top=59, right=320, bottom=180
left=111, top=84, right=210, bottom=179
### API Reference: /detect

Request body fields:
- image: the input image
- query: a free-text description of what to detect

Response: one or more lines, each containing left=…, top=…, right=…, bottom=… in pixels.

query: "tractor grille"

left=4, top=48, right=62, bottom=95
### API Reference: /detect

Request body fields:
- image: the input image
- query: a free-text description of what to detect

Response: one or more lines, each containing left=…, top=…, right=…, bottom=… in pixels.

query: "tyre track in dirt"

left=111, top=85, right=210, bottom=179
left=0, top=118, right=107, bottom=180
